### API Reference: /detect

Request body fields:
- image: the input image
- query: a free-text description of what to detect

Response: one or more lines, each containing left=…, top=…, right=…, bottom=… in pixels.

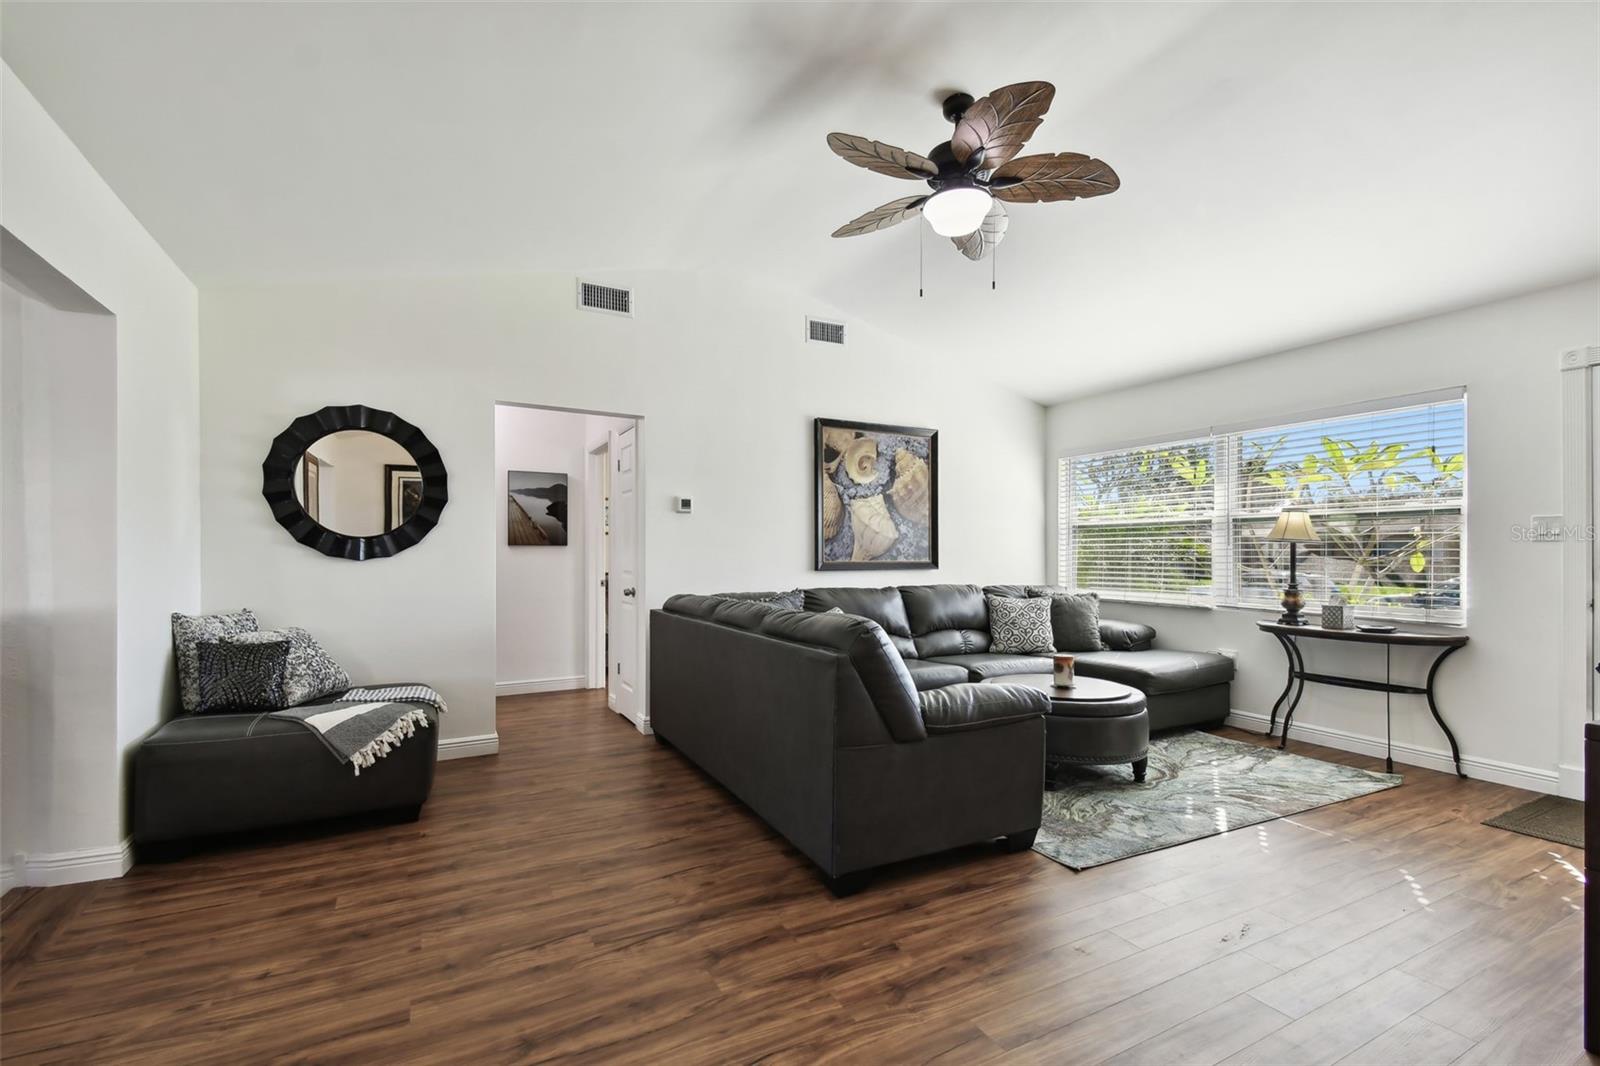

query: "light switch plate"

left=1529, top=515, right=1563, bottom=541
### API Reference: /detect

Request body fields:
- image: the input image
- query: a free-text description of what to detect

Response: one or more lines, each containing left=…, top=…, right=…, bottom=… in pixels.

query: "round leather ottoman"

left=982, top=674, right=1150, bottom=783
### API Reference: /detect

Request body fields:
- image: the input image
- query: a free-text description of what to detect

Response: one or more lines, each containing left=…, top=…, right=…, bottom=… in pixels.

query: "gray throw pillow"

left=224, top=627, right=350, bottom=707
left=194, top=638, right=290, bottom=713
left=986, top=595, right=1055, bottom=655
left=172, top=608, right=260, bottom=714
left=1051, top=592, right=1104, bottom=651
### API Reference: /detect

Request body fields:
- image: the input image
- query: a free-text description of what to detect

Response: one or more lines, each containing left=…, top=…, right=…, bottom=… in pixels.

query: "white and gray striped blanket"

left=271, top=685, right=448, bottom=776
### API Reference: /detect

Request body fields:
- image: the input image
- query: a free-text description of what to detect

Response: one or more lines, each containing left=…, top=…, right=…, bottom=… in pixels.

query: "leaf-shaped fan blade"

left=951, top=201, right=1009, bottom=260
left=826, top=133, right=938, bottom=180
left=991, top=152, right=1121, bottom=203
left=950, top=81, right=1055, bottom=173
left=831, top=196, right=928, bottom=238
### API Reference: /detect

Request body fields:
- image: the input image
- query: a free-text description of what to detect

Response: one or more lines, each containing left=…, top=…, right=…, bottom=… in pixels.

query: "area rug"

left=1482, top=795, right=1584, bottom=848
left=1034, top=731, right=1402, bottom=870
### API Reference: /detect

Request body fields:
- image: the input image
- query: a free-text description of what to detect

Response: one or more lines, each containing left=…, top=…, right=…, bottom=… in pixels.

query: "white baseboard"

left=1558, top=762, right=1585, bottom=800
left=438, top=732, right=499, bottom=761
left=19, top=837, right=134, bottom=887
left=1225, top=709, right=1559, bottom=795
left=496, top=675, right=586, bottom=696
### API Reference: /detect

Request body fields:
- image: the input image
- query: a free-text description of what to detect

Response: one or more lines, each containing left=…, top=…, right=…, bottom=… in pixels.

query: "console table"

left=1256, top=621, right=1469, bottom=777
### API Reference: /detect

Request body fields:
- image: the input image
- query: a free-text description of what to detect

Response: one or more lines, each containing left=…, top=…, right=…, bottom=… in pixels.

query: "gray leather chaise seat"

left=133, top=708, right=439, bottom=850
left=651, top=594, right=1049, bottom=895
left=805, top=583, right=1235, bottom=731
left=651, top=583, right=1234, bottom=892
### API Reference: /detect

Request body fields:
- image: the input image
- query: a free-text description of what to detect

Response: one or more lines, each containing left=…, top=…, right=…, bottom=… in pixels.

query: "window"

left=1058, top=392, right=1467, bottom=624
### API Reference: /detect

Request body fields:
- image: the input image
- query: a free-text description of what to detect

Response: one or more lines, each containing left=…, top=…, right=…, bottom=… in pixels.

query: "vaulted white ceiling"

left=4, top=2, right=1595, bottom=403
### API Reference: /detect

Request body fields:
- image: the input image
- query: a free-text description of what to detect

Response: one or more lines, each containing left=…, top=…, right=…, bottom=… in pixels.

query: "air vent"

left=578, top=280, right=633, bottom=317
left=806, top=316, right=845, bottom=345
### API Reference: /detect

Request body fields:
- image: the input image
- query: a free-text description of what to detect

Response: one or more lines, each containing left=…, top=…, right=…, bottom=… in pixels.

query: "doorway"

left=493, top=403, right=647, bottom=731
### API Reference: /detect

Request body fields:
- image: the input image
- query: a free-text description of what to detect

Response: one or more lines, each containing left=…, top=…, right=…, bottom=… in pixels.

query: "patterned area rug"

left=1034, top=730, right=1401, bottom=870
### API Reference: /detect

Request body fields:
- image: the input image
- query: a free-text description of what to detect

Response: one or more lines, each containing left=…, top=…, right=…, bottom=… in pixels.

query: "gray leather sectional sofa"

left=650, top=583, right=1233, bottom=893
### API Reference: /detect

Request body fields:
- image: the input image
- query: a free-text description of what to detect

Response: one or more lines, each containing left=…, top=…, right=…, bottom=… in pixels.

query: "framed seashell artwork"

left=815, top=417, right=938, bottom=570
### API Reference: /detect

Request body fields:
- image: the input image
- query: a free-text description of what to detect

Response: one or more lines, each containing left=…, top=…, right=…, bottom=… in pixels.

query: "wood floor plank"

left=1230, top=969, right=1452, bottom=1065
left=1102, top=992, right=1293, bottom=1066
left=0, top=698, right=1591, bottom=1064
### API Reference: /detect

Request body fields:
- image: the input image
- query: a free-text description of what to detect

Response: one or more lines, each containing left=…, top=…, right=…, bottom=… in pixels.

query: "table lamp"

left=1266, top=507, right=1319, bottom=626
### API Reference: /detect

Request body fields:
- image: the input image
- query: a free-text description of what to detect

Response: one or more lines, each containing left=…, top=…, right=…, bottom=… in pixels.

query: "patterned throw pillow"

left=986, top=595, right=1055, bottom=655
left=172, top=609, right=260, bottom=714
left=718, top=589, right=805, bottom=612
left=194, top=638, right=290, bottom=713
left=1050, top=592, right=1104, bottom=652
left=224, top=627, right=351, bottom=707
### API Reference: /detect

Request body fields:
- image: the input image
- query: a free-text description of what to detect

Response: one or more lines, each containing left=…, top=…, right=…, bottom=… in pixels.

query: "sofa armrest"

left=1100, top=619, right=1156, bottom=651
left=919, top=682, right=1049, bottom=734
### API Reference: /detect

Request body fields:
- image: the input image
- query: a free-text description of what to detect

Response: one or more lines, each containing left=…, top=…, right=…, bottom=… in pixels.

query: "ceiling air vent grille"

left=578, top=280, right=633, bottom=317
left=806, top=317, right=845, bottom=345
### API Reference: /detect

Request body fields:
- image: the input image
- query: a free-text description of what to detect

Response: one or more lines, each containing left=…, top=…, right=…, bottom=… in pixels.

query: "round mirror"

left=294, top=430, right=421, bottom=537
left=262, top=405, right=447, bottom=560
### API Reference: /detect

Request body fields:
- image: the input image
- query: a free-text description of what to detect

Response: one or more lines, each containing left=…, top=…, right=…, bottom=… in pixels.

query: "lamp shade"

left=1266, top=508, right=1319, bottom=543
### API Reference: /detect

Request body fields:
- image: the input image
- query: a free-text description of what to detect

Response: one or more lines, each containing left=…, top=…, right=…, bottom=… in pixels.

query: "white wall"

left=1, top=63, right=200, bottom=885
left=200, top=272, right=1046, bottom=746
left=494, top=405, right=630, bottom=693
left=1, top=281, right=119, bottom=873
left=1046, top=279, right=1600, bottom=791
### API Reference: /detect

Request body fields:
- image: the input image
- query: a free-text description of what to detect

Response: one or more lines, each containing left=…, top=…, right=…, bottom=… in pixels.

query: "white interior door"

left=607, top=425, right=640, bottom=724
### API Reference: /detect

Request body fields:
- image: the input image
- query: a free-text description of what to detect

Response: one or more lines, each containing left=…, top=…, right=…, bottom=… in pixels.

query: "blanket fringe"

left=350, top=708, right=432, bottom=776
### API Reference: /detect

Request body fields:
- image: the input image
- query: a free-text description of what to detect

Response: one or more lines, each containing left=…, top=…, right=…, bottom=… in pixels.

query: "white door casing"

left=607, top=425, right=641, bottom=727
left=1559, top=346, right=1600, bottom=798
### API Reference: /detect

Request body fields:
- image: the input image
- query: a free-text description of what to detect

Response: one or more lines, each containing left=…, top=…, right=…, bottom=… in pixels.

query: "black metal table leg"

left=1424, top=643, right=1467, bottom=778
left=1267, top=632, right=1297, bottom=737
left=1385, top=644, right=1394, bottom=774
left=1278, top=636, right=1306, bottom=750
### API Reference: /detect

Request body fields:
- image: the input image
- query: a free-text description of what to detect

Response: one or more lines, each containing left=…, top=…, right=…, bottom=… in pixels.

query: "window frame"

left=1057, top=390, right=1468, bottom=626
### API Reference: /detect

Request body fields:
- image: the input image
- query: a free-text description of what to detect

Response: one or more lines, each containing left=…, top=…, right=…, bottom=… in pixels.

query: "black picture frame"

left=815, top=417, right=938, bottom=571
left=262, top=404, right=448, bottom=561
left=384, top=463, right=422, bottom=531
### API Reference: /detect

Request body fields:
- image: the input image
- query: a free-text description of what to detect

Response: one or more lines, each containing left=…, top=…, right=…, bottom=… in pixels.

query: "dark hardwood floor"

left=2, top=690, right=1593, bottom=1064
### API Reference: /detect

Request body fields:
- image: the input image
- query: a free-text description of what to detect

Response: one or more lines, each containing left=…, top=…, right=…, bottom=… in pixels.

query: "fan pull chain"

left=992, top=240, right=997, bottom=291
left=918, top=223, right=924, bottom=298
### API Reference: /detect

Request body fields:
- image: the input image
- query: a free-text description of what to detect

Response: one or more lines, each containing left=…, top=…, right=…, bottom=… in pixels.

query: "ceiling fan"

left=827, top=81, right=1119, bottom=261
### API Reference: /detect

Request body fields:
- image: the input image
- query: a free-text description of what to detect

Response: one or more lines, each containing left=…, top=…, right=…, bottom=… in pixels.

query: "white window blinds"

left=1059, top=393, right=1467, bottom=624
left=1058, top=437, right=1218, bottom=606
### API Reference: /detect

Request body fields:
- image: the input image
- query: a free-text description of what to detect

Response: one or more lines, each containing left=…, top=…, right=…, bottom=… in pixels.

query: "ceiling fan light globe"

left=922, top=188, right=993, bottom=237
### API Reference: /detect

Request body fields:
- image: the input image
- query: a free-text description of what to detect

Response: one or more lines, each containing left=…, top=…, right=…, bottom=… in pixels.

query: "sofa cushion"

left=902, top=660, right=970, bottom=692
left=804, top=587, right=917, bottom=658
left=758, top=609, right=924, bottom=742
left=716, top=589, right=805, bottom=612
left=194, top=638, right=290, bottom=713
left=172, top=608, right=260, bottom=714
left=986, top=595, right=1055, bottom=654
left=919, top=682, right=1049, bottom=734
left=902, top=584, right=991, bottom=657
left=1099, top=619, right=1157, bottom=651
left=711, top=598, right=784, bottom=631
left=1072, top=650, right=1236, bottom=696
left=1050, top=592, right=1104, bottom=652
left=663, top=593, right=724, bottom=620
left=981, top=584, right=1034, bottom=600
left=925, top=652, right=1053, bottom=680
left=224, top=628, right=350, bottom=708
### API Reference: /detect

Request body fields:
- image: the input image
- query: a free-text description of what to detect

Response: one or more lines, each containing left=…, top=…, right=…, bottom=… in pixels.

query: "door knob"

left=623, top=587, right=636, bottom=597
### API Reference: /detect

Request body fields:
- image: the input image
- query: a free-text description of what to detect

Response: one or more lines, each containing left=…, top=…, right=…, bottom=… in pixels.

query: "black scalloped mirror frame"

left=262, top=404, right=448, bottom=561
